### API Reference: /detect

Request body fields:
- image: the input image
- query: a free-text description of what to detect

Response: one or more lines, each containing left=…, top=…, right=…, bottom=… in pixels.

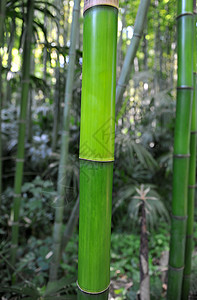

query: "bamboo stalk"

left=115, top=0, right=150, bottom=116
left=78, top=1, right=118, bottom=293
left=52, top=0, right=61, bottom=152
left=181, top=1, right=197, bottom=299
left=61, top=196, right=79, bottom=254
left=0, top=0, right=6, bottom=207
left=167, top=0, right=194, bottom=298
left=10, top=0, right=34, bottom=266
left=49, top=0, right=80, bottom=282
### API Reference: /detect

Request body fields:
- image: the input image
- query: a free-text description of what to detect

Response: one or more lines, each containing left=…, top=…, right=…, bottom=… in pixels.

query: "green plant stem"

left=78, top=4, right=118, bottom=293
left=0, top=0, right=6, bottom=207
left=167, top=0, right=194, bottom=298
left=10, top=0, right=34, bottom=266
left=181, top=2, right=197, bottom=299
left=49, top=0, right=80, bottom=282
left=52, top=0, right=60, bottom=152
left=61, top=196, right=79, bottom=255
left=115, top=0, right=150, bottom=116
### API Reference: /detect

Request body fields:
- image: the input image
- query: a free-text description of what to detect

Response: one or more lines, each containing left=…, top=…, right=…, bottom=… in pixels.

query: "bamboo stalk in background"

left=78, top=0, right=118, bottom=293
left=115, top=0, right=150, bottom=116
left=167, top=0, right=194, bottom=298
left=49, top=0, right=80, bottom=282
left=10, top=0, right=35, bottom=266
left=0, top=0, right=6, bottom=207
left=181, top=1, right=197, bottom=299
left=52, top=0, right=61, bottom=152
left=61, top=196, right=79, bottom=255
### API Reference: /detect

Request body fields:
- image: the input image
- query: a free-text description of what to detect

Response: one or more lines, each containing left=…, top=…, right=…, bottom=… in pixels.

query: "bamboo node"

left=13, top=193, right=21, bottom=198
left=186, top=234, right=193, bottom=238
left=171, top=214, right=188, bottom=221
left=188, top=184, right=197, bottom=189
left=77, top=281, right=110, bottom=294
left=117, top=82, right=127, bottom=88
left=191, top=131, right=197, bottom=135
left=176, top=86, right=193, bottom=90
left=176, top=12, right=193, bottom=20
left=73, top=8, right=80, bottom=12
left=173, top=154, right=190, bottom=158
left=21, top=79, right=30, bottom=83
left=169, top=265, right=184, bottom=272
left=133, top=32, right=141, bottom=39
left=12, top=221, right=19, bottom=226
left=16, top=158, right=25, bottom=163
left=84, top=0, right=119, bottom=13
left=18, top=119, right=26, bottom=124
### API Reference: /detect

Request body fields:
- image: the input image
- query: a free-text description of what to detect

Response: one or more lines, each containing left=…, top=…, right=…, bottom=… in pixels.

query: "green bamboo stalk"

left=78, top=1, right=118, bottom=293
left=6, top=18, right=15, bottom=103
left=115, top=0, right=150, bottom=116
left=167, top=0, right=194, bottom=298
left=10, top=0, right=34, bottom=266
left=181, top=2, right=197, bottom=299
left=49, top=0, right=80, bottom=282
left=52, top=0, right=60, bottom=152
left=0, top=0, right=6, bottom=207
left=61, top=196, right=79, bottom=254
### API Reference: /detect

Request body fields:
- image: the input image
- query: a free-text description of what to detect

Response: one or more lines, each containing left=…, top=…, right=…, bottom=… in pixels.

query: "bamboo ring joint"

left=173, top=154, right=190, bottom=158
left=171, top=214, right=188, bottom=221
left=77, top=281, right=110, bottom=294
left=133, top=32, right=141, bottom=38
left=168, top=265, right=184, bottom=272
left=176, top=12, right=193, bottom=20
left=84, top=0, right=119, bottom=13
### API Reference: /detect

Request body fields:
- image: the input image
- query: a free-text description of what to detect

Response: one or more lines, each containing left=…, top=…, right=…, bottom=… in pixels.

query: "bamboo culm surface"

left=10, top=0, right=35, bottom=266
left=115, top=0, right=150, bottom=116
left=181, top=2, right=197, bottom=299
left=78, top=3, right=118, bottom=294
left=167, top=0, right=194, bottom=298
left=49, top=0, right=80, bottom=282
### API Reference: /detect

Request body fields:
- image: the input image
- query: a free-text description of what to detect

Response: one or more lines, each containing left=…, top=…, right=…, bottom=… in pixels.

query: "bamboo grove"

left=0, top=0, right=197, bottom=298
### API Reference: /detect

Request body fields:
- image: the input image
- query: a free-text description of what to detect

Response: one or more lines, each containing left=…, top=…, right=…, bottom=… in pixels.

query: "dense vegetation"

left=0, top=0, right=197, bottom=299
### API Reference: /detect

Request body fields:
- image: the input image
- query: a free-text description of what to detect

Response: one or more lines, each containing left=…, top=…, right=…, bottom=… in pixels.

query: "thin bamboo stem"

left=10, top=0, right=34, bottom=266
left=49, top=0, right=80, bottom=282
left=167, top=0, right=194, bottom=298
left=115, top=0, right=150, bottom=116
left=0, top=0, right=6, bottom=207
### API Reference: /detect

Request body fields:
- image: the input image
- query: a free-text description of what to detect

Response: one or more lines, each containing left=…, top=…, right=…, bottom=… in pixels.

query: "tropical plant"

left=167, top=0, right=194, bottom=298
left=78, top=0, right=118, bottom=294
